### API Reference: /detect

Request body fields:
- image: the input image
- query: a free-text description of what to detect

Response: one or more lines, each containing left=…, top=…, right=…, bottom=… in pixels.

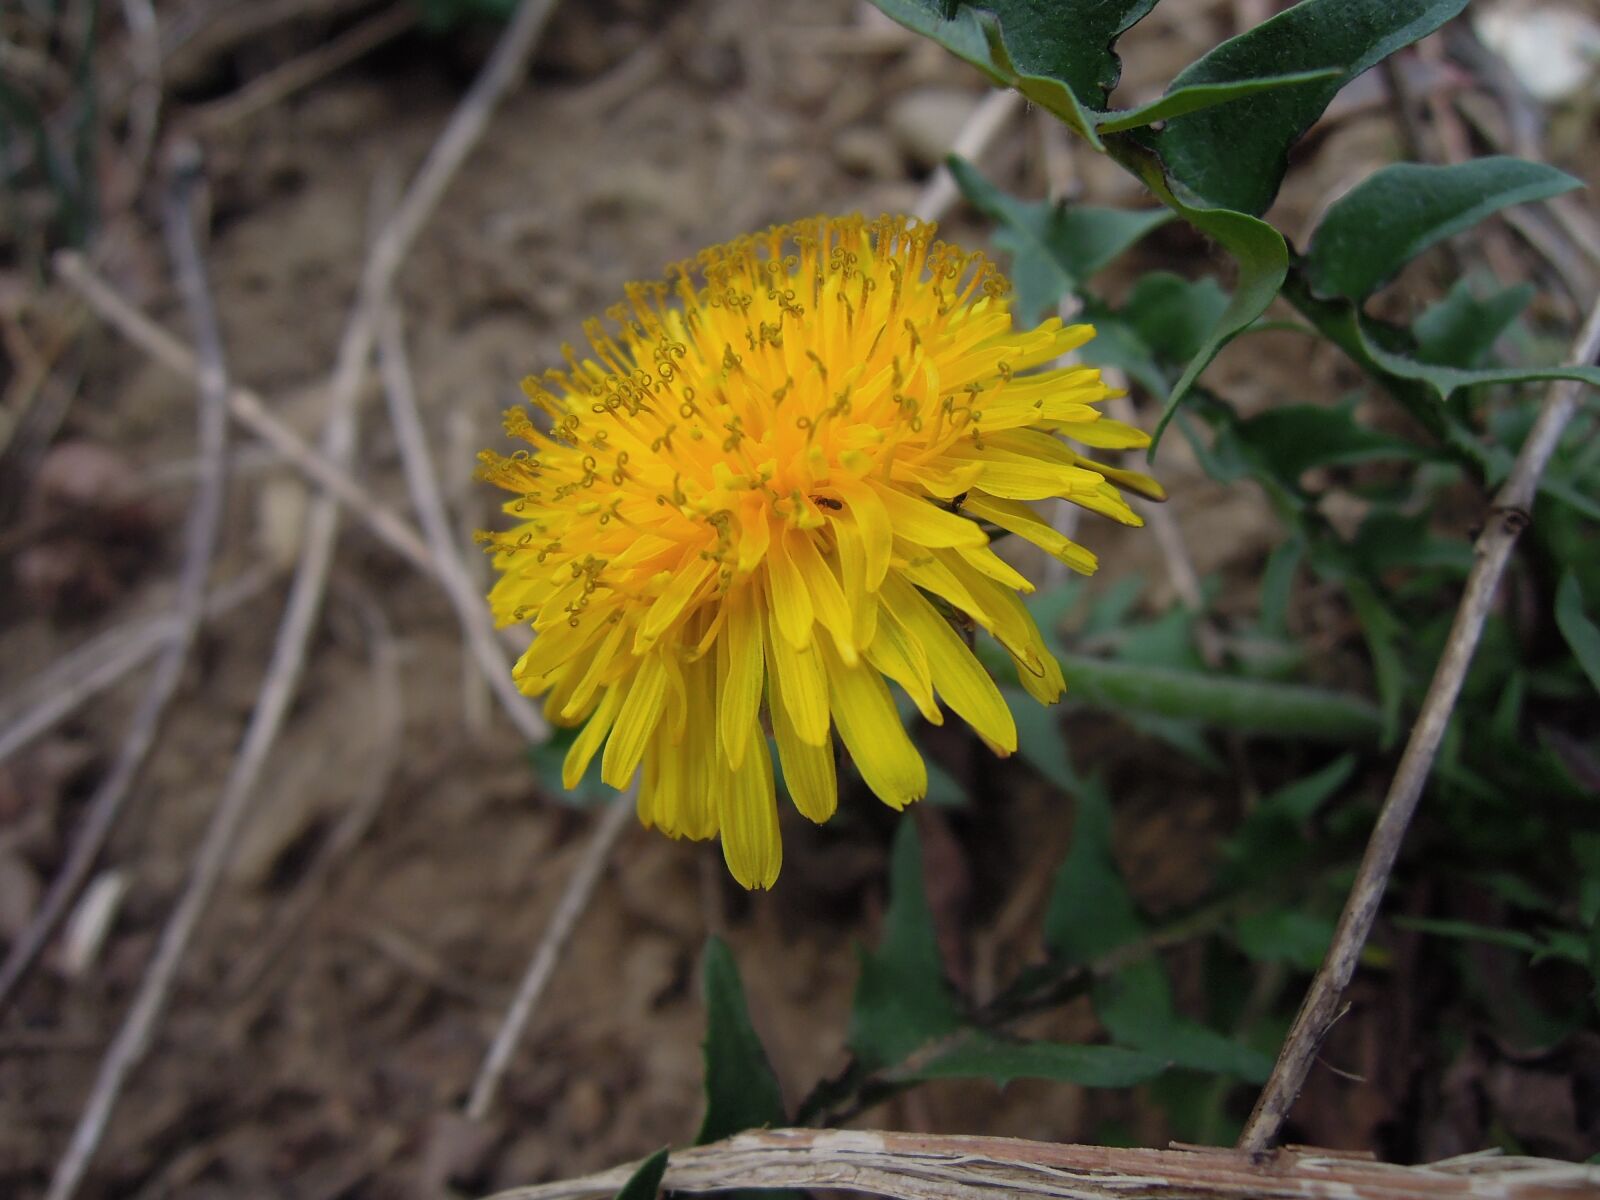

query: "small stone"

left=887, top=87, right=981, bottom=170
left=832, top=126, right=901, bottom=180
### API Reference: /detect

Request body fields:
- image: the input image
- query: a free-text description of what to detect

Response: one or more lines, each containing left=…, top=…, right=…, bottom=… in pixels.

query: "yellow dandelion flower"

left=478, top=215, right=1160, bottom=889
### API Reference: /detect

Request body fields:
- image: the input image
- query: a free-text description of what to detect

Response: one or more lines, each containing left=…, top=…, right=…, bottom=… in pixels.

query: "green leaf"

left=698, top=937, right=787, bottom=1144
left=613, top=1149, right=670, bottom=1200
left=1345, top=578, right=1407, bottom=747
left=949, top=156, right=1172, bottom=325
left=1413, top=279, right=1534, bottom=368
left=1259, top=536, right=1305, bottom=637
left=1555, top=573, right=1600, bottom=696
left=1152, top=0, right=1469, bottom=216
left=1056, top=654, right=1381, bottom=741
left=912, top=1031, right=1167, bottom=1087
left=923, top=757, right=968, bottom=808
left=867, top=0, right=1158, bottom=113
left=1114, top=272, right=1232, bottom=367
left=1044, top=779, right=1143, bottom=961
left=1096, top=970, right=1274, bottom=1081
left=1305, top=158, right=1583, bottom=302
left=1221, top=753, right=1355, bottom=888
left=848, top=821, right=961, bottom=1068
left=1231, top=401, right=1429, bottom=483
left=1096, top=68, right=1340, bottom=133
left=1395, top=916, right=1589, bottom=965
left=1007, top=691, right=1081, bottom=794
left=1234, top=910, right=1337, bottom=971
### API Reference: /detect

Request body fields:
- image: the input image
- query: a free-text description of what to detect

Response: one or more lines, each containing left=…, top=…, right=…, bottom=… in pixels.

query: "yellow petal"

left=764, top=526, right=814, bottom=647
left=883, top=575, right=1017, bottom=753
left=769, top=661, right=837, bottom=824
left=863, top=603, right=942, bottom=724
left=716, top=740, right=781, bottom=889
left=1059, top=417, right=1151, bottom=450
left=640, top=696, right=717, bottom=839
left=961, top=492, right=1099, bottom=576
left=834, top=477, right=891, bottom=589
left=601, top=653, right=668, bottom=788
left=818, top=637, right=925, bottom=809
left=832, top=516, right=879, bottom=648
left=765, top=619, right=831, bottom=745
left=717, top=582, right=765, bottom=768
left=871, top=481, right=987, bottom=548
left=788, top=529, right=856, bottom=664
left=563, top=683, right=624, bottom=789
left=635, top=558, right=714, bottom=651
left=560, top=615, right=629, bottom=720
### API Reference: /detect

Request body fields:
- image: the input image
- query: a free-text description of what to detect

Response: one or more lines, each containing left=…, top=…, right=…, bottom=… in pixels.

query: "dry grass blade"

left=0, top=567, right=275, bottom=765
left=378, top=304, right=548, bottom=743
left=1237, top=295, right=1600, bottom=1154
left=465, top=794, right=634, bottom=1120
left=913, top=89, right=1021, bottom=224
left=0, top=145, right=231, bottom=1018
left=484, top=1129, right=1600, bottom=1200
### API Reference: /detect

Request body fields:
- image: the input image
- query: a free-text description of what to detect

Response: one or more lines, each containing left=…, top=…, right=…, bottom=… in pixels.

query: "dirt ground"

left=1, top=1, right=1595, bottom=1196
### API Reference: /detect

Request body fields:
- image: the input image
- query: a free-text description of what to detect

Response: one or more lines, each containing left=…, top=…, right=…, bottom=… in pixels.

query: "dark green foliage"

left=613, top=1150, right=670, bottom=1200
left=698, top=937, right=788, bottom=1144
left=847, top=821, right=962, bottom=1068
left=911, top=1034, right=1167, bottom=1086
left=1303, top=159, right=1582, bottom=302
left=1151, top=0, right=1470, bottom=216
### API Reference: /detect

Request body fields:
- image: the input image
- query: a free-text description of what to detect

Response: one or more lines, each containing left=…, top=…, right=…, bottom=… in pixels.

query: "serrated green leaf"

left=1096, top=68, right=1339, bottom=133
left=1234, top=910, right=1336, bottom=971
left=1115, top=272, right=1232, bottom=368
left=698, top=937, right=787, bottom=1144
left=1394, top=916, right=1588, bottom=965
left=912, top=1031, right=1167, bottom=1087
left=1351, top=510, right=1474, bottom=576
left=1555, top=573, right=1600, bottom=696
left=1044, top=780, right=1143, bottom=961
left=1220, top=754, right=1354, bottom=888
left=1259, top=536, right=1304, bottom=637
left=614, top=1149, right=670, bottom=1200
left=1305, top=158, right=1582, bottom=302
left=1231, top=402, right=1429, bottom=483
left=923, top=757, right=968, bottom=808
left=867, top=0, right=1158, bottom=114
left=949, top=156, right=1172, bottom=325
left=848, top=821, right=961, bottom=1069
left=1152, top=0, right=1469, bottom=216
left=1413, top=279, right=1534, bottom=368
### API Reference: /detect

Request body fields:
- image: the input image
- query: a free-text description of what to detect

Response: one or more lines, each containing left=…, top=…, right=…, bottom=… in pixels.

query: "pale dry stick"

left=486, top=1128, right=1600, bottom=1200
left=378, top=305, right=548, bottom=743
left=0, top=567, right=275, bottom=765
left=116, top=0, right=161, bottom=190
left=54, top=250, right=437, bottom=575
left=190, top=3, right=418, bottom=131
left=1237, top=296, right=1600, bottom=1155
left=42, top=259, right=368, bottom=1200
left=0, top=148, right=232, bottom=1019
left=465, top=793, right=635, bottom=1120
left=913, top=89, right=1023, bottom=225
left=224, top=576, right=404, bottom=1000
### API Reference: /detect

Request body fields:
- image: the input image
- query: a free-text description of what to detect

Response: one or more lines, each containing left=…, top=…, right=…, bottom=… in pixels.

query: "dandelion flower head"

left=477, top=214, right=1159, bottom=888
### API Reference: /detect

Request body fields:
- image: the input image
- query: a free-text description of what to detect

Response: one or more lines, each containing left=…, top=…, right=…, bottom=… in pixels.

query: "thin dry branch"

left=465, top=794, right=635, bottom=1120
left=44, top=222, right=365, bottom=1200
left=1237, top=296, right=1600, bottom=1154
left=0, top=148, right=231, bottom=1018
left=484, top=1129, right=1599, bottom=1200
left=53, top=250, right=437, bottom=575
left=0, top=567, right=275, bottom=765
left=378, top=304, right=547, bottom=743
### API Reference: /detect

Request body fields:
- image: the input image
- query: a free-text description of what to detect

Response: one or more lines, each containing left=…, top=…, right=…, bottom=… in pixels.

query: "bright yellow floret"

left=478, top=214, right=1159, bottom=888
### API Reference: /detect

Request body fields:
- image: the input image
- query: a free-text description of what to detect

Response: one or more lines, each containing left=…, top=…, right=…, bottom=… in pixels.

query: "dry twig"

left=45, top=171, right=365, bottom=1200
left=913, top=89, right=1023, bottom=225
left=485, top=1128, right=1599, bottom=1200
left=0, top=147, right=231, bottom=1018
left=465, top=794, right=635, bottom=1120
left=1237, top=296, right=1600, bottom=1153
left=378, top=304, right=548, bottom=743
